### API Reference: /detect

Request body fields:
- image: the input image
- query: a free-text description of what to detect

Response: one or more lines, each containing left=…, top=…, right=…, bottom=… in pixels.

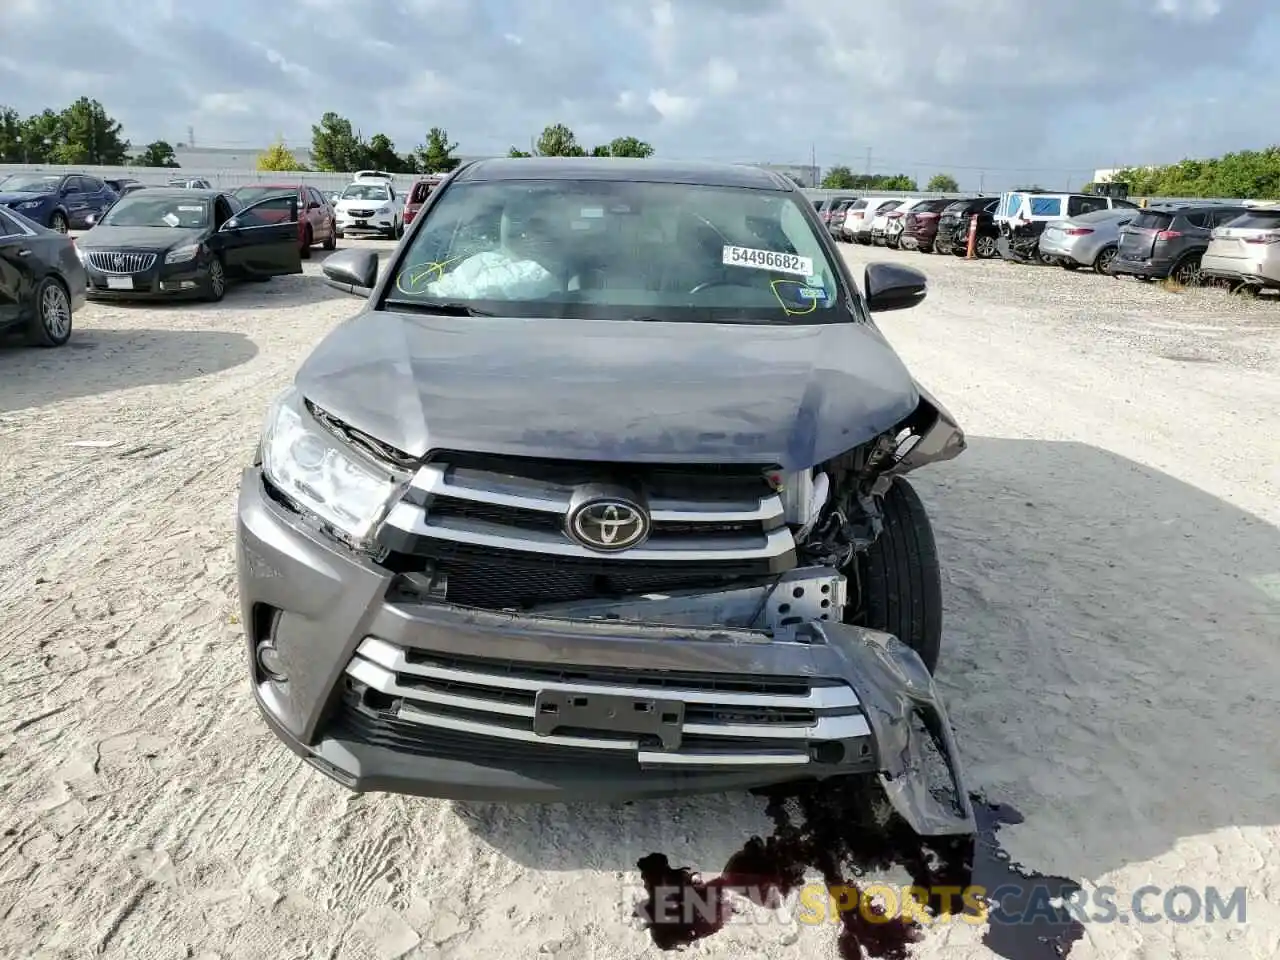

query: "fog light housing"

left=256, top=640, right=287, bottom=683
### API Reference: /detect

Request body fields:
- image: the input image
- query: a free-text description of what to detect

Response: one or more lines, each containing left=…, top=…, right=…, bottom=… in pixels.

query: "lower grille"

left=86, top=251, right=156, bottom=274
left=347, top=208, right=375, bottom=217
left=338, top=637, right=871, bottom=769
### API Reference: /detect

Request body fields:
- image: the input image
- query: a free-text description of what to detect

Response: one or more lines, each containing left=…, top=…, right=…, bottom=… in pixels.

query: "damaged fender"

left=805, top=618, right=976, bottom=837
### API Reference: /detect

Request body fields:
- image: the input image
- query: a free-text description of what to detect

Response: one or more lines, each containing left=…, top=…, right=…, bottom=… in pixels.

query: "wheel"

left=202, top=257, right=227, bottom=302
left=323, top=223, right=336, bottom=250
left=394, top=218, right=404, bottom=240
left=848, top=477, right=943, bottom=673
left=26, top=277, right=72, bottom=347
left=1231, top=281, right=1259, bottom=299
left=975, top=235, right=998, bottom=259
left=1093, top=246, right=1117, bottom=275
left=1171, top=256, right=1202, bottom=286
left=48, top=211, right=68, bottom=234
left=300, top=225, right=313, bottom=259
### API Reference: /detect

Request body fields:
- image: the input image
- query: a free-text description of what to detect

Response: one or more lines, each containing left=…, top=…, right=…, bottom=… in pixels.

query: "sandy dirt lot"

left=0, top=239, right=1277, bottom=960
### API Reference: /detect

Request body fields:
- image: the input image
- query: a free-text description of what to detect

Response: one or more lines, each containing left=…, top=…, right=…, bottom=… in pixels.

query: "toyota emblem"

left=567, top=495, right=650, bottom=552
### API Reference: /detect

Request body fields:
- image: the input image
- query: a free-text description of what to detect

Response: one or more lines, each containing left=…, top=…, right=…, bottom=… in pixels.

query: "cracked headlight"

left=261, top=386, right=407, bottom=544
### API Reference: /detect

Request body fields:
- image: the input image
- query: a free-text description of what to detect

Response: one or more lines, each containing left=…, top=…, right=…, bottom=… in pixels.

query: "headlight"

left=261, top=387, right=407, bottom=544
left=376, top=204, right=389, bottom=213
left=165, top=244, right=200, bottom=264
left=17, top=200, right=41, bottom=210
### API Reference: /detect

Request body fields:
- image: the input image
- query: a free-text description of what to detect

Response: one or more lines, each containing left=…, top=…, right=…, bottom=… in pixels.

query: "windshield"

left=342, top=183, right=391, bottom=201
left=101, top=195, right=210, bottom=228
left=234, top=186, right=297, bottom=204
left=0, top=174, right=61, bottom=193
left=387, top=178, right=851, bottom=324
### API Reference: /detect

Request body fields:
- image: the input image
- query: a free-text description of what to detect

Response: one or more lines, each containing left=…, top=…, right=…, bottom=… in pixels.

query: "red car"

left=230, top=184, right=337, bottom=258
left=403, top=175, right=445, bottom=226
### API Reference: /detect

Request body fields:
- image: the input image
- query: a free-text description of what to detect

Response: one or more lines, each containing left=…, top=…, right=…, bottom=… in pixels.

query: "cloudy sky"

left=1, top=0, right=1276, bottom=189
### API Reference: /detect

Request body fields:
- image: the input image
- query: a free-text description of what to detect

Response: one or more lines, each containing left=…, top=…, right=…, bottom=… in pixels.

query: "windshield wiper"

left=384, top=298, right=496, bottom=317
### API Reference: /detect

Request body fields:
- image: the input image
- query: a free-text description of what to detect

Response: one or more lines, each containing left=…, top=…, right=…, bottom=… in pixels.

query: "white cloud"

left=703, top=58, right=738, bottom=95
left=647, top=89, right=698, bottom=122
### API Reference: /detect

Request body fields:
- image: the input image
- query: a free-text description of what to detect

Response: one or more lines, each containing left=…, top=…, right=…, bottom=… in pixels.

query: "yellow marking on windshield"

left=770, top=278, right=817, bottom=316
left=394, top=258, right=462, bottom=296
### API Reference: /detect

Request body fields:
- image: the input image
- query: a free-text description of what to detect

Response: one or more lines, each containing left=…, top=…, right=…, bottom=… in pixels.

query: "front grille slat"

left=336, top=637, right=872, bottom=770
left=86, top=251, right=156, bottom=274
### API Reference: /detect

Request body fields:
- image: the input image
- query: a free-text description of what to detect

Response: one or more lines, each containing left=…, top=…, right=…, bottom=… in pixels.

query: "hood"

left=294, top=311, right=921, bottom=468
left=77, top=225, right=208, bottom=250
left=0, top=192, right=52, bottom=205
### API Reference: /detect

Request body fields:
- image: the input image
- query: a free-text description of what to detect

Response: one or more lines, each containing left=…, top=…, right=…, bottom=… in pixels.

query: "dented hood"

left=294, top=309, right=921, bottom=468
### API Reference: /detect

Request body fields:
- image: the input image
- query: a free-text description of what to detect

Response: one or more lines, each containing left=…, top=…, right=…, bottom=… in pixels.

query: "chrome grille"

left=381, top=460, right=794, bottom=566
left=342, top=637, right=871, bottom=768
left=347, top=208, right=375, bottom=217
left=86, top=251, right=156, bottom=274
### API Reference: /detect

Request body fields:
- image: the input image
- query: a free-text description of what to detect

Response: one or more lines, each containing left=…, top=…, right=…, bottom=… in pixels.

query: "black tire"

left=1171, top=256, right=1202, bottom=286
left=26, top=277, right=72, bottom=347
left=851, top=477, right=943, bottom=673
left=300, top=226, right=312, bottom=259
left=323, top=225, right=337, bottom=250
left=1093, top=246, right=1117, bottom=275
left=975, top=235, right=999, bottom=259
left=48, top=211, right=68, bottom=234
left=202, top=257, right=227, bottom=302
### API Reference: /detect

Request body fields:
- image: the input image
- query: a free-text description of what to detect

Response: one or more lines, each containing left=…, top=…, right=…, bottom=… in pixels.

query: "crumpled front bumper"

left=238, top=469, right=975, bottom=837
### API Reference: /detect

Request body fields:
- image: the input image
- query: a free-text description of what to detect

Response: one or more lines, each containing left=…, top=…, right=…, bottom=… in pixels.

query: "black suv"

left=934, top=197, right=1000, bottom=257
left=1112, top=203, right=1249, bottom=284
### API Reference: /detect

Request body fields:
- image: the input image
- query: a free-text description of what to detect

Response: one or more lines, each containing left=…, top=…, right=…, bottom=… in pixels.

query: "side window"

left=1070, top=197, right=1108, bottom=215
left=64, top=176, right=86, bottom=194
left=237, top=195, right=296, bottom=227
left=0, top=209, right=23, bottom=238
left=309, top=188, right=325, bottom=207
left=1183, top=212, right=1210, bottom=229
left=984, top=201, right=998, bottom=215
left=213, top=196, right=233, bottom=227
left=1029, top=197, right=1062, bottom=217
left=82, top=176, right=105, bottom=193
left=1113, top=199, right=1140, bottom=209
left=1210, top=208, right=1243, bottom=227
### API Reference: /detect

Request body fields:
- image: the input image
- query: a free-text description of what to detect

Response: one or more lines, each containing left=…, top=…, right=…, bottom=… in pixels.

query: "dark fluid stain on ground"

left=635, top=780, right=1085, bottom=960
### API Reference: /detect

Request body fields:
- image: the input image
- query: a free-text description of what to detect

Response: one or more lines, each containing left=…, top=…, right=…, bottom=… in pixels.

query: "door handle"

left=17, top=249, right=32, bottom=258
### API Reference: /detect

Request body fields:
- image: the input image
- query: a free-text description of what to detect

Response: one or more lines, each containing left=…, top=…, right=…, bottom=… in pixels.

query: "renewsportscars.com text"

left=627, top=882, right=1248, bottom=927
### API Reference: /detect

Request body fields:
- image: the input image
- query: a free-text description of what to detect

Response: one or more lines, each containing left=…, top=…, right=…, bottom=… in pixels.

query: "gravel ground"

left=0, top=239, right=1277, bottom=960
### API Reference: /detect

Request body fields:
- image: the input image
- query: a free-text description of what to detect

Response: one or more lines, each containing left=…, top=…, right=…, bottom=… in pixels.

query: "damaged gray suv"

left=236, top=158, right=974, bottom=837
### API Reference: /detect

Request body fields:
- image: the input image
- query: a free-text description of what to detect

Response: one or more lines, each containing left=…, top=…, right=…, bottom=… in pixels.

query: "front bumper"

left=237, top=469, right=975, bottom=836
left=337, top=212, right=396, bottom=235
left=82, top=258, right=207, bottom=299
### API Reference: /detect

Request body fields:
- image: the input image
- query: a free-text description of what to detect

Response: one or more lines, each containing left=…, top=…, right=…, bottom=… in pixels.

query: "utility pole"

left=188, top=125, right=195, bottom=148
left=864, top=146, right=872, bottom=177
left=810, top=142, right=816, bottom=187
left=979, top=172, right=985, bottom=193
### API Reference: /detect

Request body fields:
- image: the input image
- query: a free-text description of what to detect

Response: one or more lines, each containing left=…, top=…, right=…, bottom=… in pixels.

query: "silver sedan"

left=1038, top=207, right=1138, bottom=274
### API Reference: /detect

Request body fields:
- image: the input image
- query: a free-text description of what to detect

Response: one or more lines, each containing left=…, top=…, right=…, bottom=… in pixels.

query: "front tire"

left=300, top=225, right=313, bottom=259
left=323, top=224, right=337, bottom=250
left=48, top=211, right=68, bottom=234
left=27, top=277, right=72, bottom=347
left=202, top=257, right=227, bottom=302
left=851, top=477, right=943, bottom=673
left=1093, top=246, right=1117, bottom=275
left=975, top=235, right=998, bottom=259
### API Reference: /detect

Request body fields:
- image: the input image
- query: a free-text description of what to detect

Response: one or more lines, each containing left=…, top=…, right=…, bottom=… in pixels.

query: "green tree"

left=55, top=97, right=129, bottom=165
left=257, top=141, right=307, bottom=171
left=876, top=174, right=917, bottom=191
left=821, top=165, right=857, bottom=189
left=508, top=147, right=533, bottom=158
left=418, top=127, right=460, bottom=173
left=926, top=173, right=959, bottom=192
left=133, top=140, right=180, bottom=167
left=1111, top=146, right=1280, bottom=199
left=591, top=136, right=653, bottom=158
left=0, top=107, right=23, bottom=163
left=18, top=109, right=62, bottom=163
left=536, top=123, right=586, bottom=157
left=310, top=112, right=368, bottom=172
left=366, top=133, right=406, bottom=172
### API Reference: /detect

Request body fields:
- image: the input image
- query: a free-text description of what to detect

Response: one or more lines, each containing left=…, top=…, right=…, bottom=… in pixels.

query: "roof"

left=122, top=187, right=221, bottom=199
left=454, top=157, right=795, bottom=191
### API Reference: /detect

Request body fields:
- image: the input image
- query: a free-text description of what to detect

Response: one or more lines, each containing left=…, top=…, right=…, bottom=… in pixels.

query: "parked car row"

left=821, top=187, right=1280, bottom=296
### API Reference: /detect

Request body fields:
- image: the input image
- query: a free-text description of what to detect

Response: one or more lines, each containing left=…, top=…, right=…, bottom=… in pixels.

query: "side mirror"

left=221, top=218, right=241, bottom=232
left=322, top=248, right=379, bottom=296
left=864, top=262, right=927, bottom=313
